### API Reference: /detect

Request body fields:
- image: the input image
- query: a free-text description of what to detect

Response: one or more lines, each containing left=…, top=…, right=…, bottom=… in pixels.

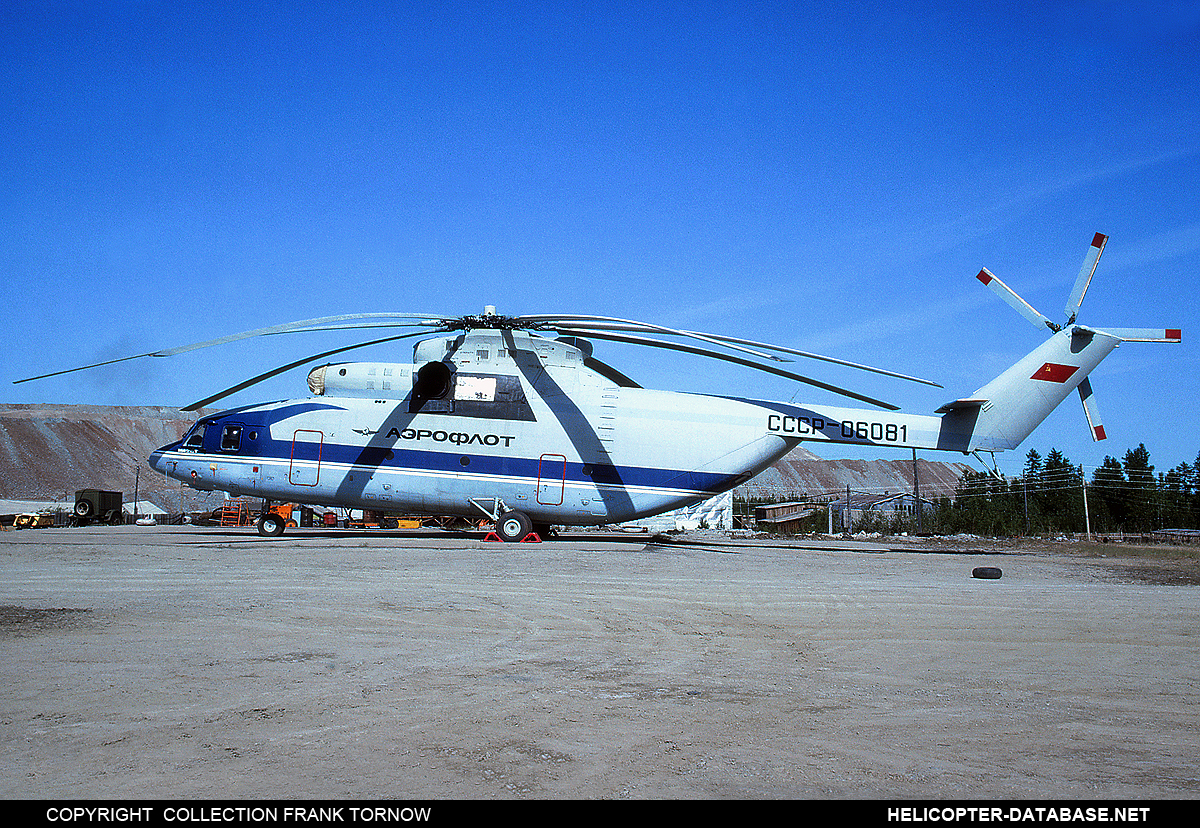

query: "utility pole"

left=1081, top=464, right=1091, bottom=542
left=912, top=448, right=923, bottom=534
left=1023, top=476, right=1029, bottom=535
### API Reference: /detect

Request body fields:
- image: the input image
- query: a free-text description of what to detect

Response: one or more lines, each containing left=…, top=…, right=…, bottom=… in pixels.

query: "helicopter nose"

left=147, top=445, right=171, bottom=475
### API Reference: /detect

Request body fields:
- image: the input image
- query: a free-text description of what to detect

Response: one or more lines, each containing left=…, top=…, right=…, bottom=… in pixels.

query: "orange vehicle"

left=266, top=503, right=299, bottom=527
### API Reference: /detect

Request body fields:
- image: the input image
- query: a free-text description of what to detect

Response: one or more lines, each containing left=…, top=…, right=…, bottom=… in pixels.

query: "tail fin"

left=938, top=328, right=1120, bottom=452
left=941, top=234, right=1180, bottom=452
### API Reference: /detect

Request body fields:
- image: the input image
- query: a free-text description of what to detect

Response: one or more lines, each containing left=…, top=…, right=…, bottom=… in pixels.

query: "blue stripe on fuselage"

left=270, top=441, right=737, bottom=494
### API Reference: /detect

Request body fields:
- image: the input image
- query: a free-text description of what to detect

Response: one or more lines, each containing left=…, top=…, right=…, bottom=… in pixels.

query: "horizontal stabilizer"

left=935, top=398, right=988, bottom=414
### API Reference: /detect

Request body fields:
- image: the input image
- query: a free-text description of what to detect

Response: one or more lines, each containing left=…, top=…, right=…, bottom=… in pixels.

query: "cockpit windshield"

left=182, top=421, right=208, bottom=451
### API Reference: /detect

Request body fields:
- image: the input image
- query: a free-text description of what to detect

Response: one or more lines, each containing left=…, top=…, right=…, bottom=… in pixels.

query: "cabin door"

left=536, top=453, right=567, bottom=506
left=289, top=429, right=324, bottom=486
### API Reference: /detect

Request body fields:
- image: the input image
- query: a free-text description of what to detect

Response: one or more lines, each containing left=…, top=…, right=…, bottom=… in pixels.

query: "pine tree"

left=1042, top=448, right=1082, bottom=532
left=1021, top=449, right=1043, bottom=533
left=1123, top=444, right=1156, bottom=531
left=1092, top=456, right=1126, bottom=530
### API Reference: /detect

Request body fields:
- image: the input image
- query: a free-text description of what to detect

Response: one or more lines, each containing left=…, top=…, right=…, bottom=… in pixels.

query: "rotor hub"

left=453, top=310, right=528, bottom=330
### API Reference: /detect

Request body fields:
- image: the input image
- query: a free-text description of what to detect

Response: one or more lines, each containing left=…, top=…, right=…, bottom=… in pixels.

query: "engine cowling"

left=307, top=362, right=413, bottom=397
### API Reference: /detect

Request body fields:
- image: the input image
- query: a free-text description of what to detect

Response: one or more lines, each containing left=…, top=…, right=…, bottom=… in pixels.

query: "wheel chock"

left=483, top=531, right=542, bottom=543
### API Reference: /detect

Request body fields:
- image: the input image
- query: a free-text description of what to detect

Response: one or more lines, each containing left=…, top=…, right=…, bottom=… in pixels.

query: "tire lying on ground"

left=972, top=566, right=1003, bottom=579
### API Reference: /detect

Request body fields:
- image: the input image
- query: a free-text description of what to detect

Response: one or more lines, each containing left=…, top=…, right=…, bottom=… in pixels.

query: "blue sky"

left=4, top=1, right=1198, bottom=481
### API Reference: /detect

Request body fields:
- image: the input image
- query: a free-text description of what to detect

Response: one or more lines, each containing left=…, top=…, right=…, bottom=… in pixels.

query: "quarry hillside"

left=0, top=404, right=969, bottom=513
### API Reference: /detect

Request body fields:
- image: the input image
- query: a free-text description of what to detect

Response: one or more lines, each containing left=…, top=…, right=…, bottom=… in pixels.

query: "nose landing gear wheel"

left=496, top=510, right=533, bottom=543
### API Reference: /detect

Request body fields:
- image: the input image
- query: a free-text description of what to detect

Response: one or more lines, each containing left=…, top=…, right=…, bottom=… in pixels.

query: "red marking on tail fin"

left=1031, top=362, right=1080, bottom=383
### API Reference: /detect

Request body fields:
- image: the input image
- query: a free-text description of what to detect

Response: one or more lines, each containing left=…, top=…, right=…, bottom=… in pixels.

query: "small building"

left=754, top=501, right=822, bottom=533
left=124, top=500, right=168, bottom=518
left=828, top=490, right=936, bottom=531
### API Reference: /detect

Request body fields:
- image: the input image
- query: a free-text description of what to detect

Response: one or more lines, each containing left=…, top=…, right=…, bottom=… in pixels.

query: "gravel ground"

left=2, top=526, right=1198, bottom=799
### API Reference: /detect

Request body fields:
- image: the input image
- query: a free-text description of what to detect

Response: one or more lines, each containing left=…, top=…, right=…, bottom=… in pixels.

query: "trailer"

left=72, top=490, right=123, bottom=526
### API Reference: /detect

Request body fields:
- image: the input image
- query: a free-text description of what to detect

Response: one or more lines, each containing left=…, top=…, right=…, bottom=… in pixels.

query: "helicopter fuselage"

left=149, top=385, right=798, bottom=526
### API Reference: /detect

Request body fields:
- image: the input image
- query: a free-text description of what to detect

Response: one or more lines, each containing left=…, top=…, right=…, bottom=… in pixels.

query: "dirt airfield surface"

left=2, top=525, right=1198, bottom=800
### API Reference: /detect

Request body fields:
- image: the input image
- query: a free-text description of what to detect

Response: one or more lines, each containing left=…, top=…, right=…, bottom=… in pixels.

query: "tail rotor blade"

left=1077, top=377, right=1106, bottom=441
left=976, top=269, right=1060, bottom=332
left=1088, top=327, right=1182, bottom=343
left=1065, top=233, right=1107, bottom=324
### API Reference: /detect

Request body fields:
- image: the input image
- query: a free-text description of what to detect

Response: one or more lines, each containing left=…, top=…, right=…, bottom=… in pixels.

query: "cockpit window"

left=183, top=422, right=207, bottom=450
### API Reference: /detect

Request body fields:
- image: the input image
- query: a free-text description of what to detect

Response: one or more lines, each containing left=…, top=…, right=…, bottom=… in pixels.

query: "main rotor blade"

left=566, top=329, right=901, bottom=410
left=583, top=356, right=641, bottom=388
left=544, top=320, right=942, bottom=388
left=1065, top=233, right=1107, bottom=324
left=13, top=351, right=159, bottom=384
left=14, top=313, right=447, bottom=385
left=516, top=314, right=789, bottom=363
left=182, top=331, right=427, bottom=411
left=155, top=314, right=447, bottom=357
left=976, top=268, right=1059, bottom=332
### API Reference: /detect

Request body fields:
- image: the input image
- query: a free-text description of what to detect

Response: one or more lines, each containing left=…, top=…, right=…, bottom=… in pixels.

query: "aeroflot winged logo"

left=1031, top=362, right=1080, bottom=383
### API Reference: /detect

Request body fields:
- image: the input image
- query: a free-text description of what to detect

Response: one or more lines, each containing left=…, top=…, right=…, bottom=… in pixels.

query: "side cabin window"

left=220, top=425, right=243, bottom=453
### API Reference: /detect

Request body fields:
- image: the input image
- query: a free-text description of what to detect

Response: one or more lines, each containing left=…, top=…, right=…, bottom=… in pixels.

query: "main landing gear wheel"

left=496, top=510, right=533, bottom=543
left=257, top=513, right=286, bottom=537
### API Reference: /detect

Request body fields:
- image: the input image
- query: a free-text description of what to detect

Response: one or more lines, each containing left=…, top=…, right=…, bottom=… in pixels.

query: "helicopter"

left=16, top=233, right=1180, bottom=541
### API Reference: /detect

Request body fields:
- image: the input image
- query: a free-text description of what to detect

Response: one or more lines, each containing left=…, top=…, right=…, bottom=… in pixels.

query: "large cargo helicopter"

left=17, top=234, right=1180, bottom=540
